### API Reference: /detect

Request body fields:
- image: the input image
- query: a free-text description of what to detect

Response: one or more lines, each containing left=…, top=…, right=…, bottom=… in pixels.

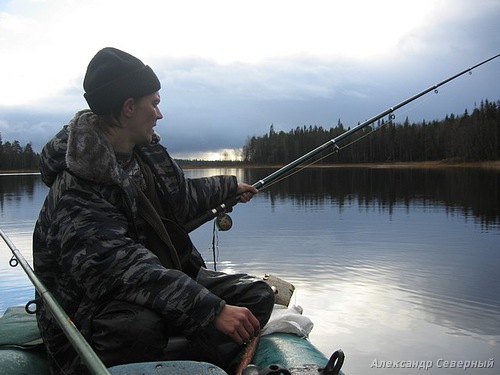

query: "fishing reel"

left=215, top=212, right=233, bottom=231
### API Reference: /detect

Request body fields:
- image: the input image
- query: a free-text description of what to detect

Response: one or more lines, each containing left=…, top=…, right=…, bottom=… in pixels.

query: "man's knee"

left=251, top=280, right=276, bottom=327
left=91, top=300, right=169, bottom=367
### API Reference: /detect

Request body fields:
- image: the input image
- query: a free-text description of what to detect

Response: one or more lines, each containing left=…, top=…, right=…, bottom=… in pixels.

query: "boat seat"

left=0, top=306, right=43, bottom=348
left=0, top=306, right=51, bottom=375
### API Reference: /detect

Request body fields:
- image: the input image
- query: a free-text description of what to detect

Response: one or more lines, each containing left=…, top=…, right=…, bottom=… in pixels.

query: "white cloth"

left=261, top=305, right=314, bottom=337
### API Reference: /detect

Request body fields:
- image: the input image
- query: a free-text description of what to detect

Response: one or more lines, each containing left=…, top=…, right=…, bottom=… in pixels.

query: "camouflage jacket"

left=33, top=110, right=238, bottom=373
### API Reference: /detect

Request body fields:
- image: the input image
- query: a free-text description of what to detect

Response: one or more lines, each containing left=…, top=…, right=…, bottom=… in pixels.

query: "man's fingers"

left=240, top=193, right=251, bottom=203
left=213, top=305, right=261, bottom=345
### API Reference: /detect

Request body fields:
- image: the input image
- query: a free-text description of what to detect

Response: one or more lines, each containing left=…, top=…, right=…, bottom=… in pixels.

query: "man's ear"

left=122, top=97, right=136, bottom=118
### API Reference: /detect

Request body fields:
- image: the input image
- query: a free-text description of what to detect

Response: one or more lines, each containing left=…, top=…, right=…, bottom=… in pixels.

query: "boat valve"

left=254, top=364, right=291, bottom=375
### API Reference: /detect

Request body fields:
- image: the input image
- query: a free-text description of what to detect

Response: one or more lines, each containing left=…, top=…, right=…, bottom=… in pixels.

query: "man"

left=33, top=47, right=275, bottom=374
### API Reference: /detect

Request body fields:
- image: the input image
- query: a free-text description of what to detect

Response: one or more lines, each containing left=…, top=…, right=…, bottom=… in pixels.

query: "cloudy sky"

left=0, top=0, right=499, bottom=160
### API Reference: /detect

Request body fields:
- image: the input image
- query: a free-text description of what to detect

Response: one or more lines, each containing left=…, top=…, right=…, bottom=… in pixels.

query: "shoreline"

left=2, top=160, right=500, bottom=174
left=180, top=160, right=500, bottom=170
left=307, top=160, right=500, bottom=170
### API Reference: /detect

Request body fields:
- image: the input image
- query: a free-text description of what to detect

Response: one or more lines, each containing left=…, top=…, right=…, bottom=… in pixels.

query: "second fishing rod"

left=184, top=53, right=500, bottom=233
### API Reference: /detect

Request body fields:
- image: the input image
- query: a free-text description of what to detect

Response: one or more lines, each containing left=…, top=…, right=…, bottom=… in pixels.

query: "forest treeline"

left=242, top=99, right=500, bottom=164
left=1, top=99, right=499, bottom=170
left=0, top=138, right=39, bottom=171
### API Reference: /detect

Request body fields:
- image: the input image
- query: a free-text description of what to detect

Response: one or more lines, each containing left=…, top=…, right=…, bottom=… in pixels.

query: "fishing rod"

left=184, top=53, right=500, bottom=233
left=0, top=228, right=111, bottom=375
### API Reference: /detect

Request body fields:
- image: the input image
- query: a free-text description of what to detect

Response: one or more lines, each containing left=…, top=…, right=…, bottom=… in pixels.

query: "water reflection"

left=0, top=174, right=47, bottom=233
left=186, top=167, right=499, bottom=374
left=1, top=168, right=498, bottom=227
left=1, top=168, right=499, bottom=374
left=237, top=167, right=500, bottom=228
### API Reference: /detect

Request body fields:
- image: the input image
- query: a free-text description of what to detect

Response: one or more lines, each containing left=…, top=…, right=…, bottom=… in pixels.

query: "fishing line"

left=185, top=53, right=500, bottom=234
left=253, top=118, right=396, bottom=192
left=209, top=118, right=393, bottom=259
left=211, top=219, right=220, bottom=270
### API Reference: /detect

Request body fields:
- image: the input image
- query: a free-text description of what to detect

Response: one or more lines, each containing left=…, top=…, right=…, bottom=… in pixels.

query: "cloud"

left=0, top=0, right=499, bottom=158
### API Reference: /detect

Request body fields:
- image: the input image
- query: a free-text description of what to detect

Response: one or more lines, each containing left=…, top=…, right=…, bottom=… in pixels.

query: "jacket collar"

left=65, top=110, right=122, bottom=185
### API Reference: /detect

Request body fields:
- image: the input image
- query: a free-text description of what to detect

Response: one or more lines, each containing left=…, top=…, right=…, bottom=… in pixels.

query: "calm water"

left=1, top=167, right=499, bottom=374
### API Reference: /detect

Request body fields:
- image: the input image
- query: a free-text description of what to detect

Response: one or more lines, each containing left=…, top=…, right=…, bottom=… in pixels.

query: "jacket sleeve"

left=183, top=173, right=238, bottom=223
left=48, top=187, right=225, bottom=335
left=142, top=145, right=239, bottom=224
left=167, top=155, right=238, bottom=224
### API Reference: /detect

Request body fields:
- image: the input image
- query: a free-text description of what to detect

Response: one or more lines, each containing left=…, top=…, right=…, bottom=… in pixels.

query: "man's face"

left=128, top=91, right=163, bottom=146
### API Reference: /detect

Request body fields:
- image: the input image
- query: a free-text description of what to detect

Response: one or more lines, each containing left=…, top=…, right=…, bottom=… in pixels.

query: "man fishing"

left=33, top=47, right=275, bottom=374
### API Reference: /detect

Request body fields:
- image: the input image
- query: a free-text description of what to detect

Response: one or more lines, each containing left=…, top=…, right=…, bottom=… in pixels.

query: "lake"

left=0, top=167, right=499, bottom=374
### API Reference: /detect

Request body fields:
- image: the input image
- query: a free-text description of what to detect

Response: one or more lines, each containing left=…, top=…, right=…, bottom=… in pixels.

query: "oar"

left=0, top=227, right=111, bottom=375
left=234, top=335, right=260, bottom=375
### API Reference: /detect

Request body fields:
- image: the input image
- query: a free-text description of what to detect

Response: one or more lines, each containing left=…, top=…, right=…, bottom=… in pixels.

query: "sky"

left=0, top=0, right=499, bottom=160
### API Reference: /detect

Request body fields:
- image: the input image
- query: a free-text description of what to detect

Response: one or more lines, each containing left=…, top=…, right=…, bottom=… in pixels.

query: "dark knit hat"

left=83, top=47, right=161, bottom=115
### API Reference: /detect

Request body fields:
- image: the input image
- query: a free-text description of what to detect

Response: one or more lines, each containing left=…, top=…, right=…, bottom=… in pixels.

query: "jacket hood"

left=39, top=110, right=121, bottom=187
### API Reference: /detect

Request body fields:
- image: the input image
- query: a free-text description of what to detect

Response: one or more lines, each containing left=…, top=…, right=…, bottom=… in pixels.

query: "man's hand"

left=213, top=305, right=260, bottom=345
left=236, top=183, right=258, bottom=203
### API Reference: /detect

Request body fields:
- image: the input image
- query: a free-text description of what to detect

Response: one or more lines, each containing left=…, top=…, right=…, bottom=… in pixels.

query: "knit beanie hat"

left=83, top=47, right=161, bottom=115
